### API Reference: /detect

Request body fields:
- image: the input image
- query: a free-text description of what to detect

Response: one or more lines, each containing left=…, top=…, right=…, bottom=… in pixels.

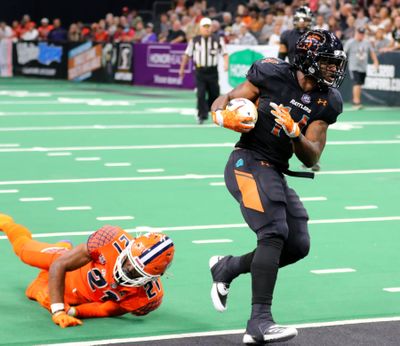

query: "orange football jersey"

left=63, top=225, right=163, bottom=314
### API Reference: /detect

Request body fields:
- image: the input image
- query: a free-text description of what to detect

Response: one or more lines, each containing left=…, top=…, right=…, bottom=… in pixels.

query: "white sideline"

left=1, top=216, right=399, bottom=240
left=36, top=315, right=400, bottom=346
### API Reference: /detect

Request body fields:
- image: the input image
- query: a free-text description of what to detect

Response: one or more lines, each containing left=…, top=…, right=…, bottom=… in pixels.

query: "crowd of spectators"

left=0, top=0, right=399, bottom=53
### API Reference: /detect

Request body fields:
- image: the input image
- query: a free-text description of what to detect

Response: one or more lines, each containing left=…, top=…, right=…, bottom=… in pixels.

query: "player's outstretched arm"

left=68, top=301, right=128, bottom=318
left=48, top=243, right=91, bottom=328
left=211, top=80, right=259, bottom=133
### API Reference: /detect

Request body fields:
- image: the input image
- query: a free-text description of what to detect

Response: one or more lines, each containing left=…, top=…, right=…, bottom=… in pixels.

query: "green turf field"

left=0, top=77, right=399, bottom=345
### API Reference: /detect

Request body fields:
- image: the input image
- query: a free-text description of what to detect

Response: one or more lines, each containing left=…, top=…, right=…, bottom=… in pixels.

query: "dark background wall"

left=0, top=0, right=158, bottom=25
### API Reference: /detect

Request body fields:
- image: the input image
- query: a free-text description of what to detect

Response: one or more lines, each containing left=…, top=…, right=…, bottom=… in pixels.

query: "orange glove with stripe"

left=270, top=102, right=300, bottom=139
left=52, top=311, right=83, bottom=328
left=212, top=108, right=255, bottom=133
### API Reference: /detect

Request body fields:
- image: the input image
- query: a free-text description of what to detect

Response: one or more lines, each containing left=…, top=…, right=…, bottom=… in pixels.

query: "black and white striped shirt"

left=185, top=34, right=227, bottom=68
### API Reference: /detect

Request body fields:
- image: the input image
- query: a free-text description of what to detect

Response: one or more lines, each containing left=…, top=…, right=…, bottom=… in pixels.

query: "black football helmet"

left=293, top=6, right=313, bottom=32
left=294, top=29, right=347, bottom=88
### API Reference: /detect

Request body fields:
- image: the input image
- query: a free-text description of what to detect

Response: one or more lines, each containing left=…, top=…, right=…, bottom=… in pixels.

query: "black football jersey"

left=280, top=29, right=304, bottom=64
left=236, top=58, right=343, bottom=170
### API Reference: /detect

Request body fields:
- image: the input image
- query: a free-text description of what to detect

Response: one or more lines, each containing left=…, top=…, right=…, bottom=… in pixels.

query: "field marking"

left=0, top=141, right=399, bottom=154
left=47, top=152, right=72, bottom=157
left=0, top=121, right=398, bottom=132
left=37, top=315, right=400, bottom=346
left=137, top=168, right=165, bottom=173
left=345, top=205, right=378, bottom=210
left=104, top=163, right=132, bottom=167
left=57, top=206, right=92, bottom=211
left=75, top=157, right=101, bottom=161
left=311, top=268, right=356, bottom=274
left=96, top=216, right=134, bottom=221
left=0, top=189, right=19, bottom=193
left=210, top=182, right=225, bottom=186
left=0, top=99, right=190, bottom=105
left=0, top=169, right=399, bottom=186
left=192, top=239, right=233, bottom=244
left=383, top=288, right=400, bottom=293
left=19, top=197, right=53, bottom=202
left=0, top=143, right=20, bottom=147
left=1, top=216, right=399, bottom=240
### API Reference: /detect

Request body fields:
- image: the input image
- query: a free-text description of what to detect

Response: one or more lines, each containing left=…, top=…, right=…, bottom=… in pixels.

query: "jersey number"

left=112, top=234, right=130, bottom=254
left=87, top=268, right=120, bottom=302
left=144, top=280, right=161, bottom=299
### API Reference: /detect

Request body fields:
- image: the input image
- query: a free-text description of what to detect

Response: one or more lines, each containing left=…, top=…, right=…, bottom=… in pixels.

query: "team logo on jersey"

left=301, top=94, right=311, bottom=104
left=261, top=57, right=280, bottom=64
left=236, top=158, right=244, bottom=168
left=290, top=99, right=311, bottom=114
left=99, top=254, right=106, bottom=264
left=317, top=98, right=328, bottom=107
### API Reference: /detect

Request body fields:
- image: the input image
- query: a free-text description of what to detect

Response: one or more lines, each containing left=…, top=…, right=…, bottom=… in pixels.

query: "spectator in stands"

left=20, top=14, right=35, bottom=36
left=21, top=22, right=38, bottom=41
left=141, top=23, right=157, bottom=43
left=38, top=18, right=53, bottom=41
left=133, top=21, right=146, bottom=42
left=48, top=19, right=67, bottom=42
left=372, top=24, right=392, bottom=53
left=258, top=13, right=275, bottom=44
left=314, top=14, right=329, bottom=30
left=93, top=22, right=109, bottom=42
left=232, top=23, right=258, bottom=45
left=221, top=12, right=232, bottom=31
left=248, top=6, right=264, bottom=36
left=113, top=24, right=135, bottom=43
left=11, top=20, right=22, bottom=40
left=165, top=20, right=186, bottom=43
left=355, top=8, right=370, bottom=29
left=389, top=15, right=400, bottom=50
left=344, top=27, right=380, bottom=110
left=159, top=13, right=171, bottom=37
left=343, top=16, right=356, bottom=41
left=68, top=23, right=82, bottom=42
left=0, top=22, right=13, bottom=40
left=328, top=15, right=342, bottom=39
left=128, top=9, right=143, bottom=29
left=211, top=20, right=224, bottom=38
left=268, top=22, right=283, bottom=47
left=232, top=15, right=244, bottom=36
left=367, top=14, right=382, bottom=36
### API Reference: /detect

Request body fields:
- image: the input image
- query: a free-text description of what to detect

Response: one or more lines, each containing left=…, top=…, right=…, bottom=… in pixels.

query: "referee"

left=179, top=18, right=229, bottom=124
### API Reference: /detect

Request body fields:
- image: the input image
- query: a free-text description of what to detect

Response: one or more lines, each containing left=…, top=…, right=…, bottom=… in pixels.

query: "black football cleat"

left=209, top=255, right=233, bottom=312
left=243, top=319, right=298, bottom=345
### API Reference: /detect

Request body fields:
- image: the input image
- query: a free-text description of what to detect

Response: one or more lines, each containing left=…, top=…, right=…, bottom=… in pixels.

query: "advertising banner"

left=219, top=44, right=279, bottom=94
left=68, top=42, right=133, bottom=83
left=133, top=43, right=195, bottom=89
left=340, top=52, right=400, bottom=106
left=13, top=41, right=67, bottom=78
left=0, top=39, right=13, bottom=77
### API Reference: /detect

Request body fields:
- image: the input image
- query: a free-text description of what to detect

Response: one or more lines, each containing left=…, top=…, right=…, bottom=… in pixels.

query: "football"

left=226, top=98, right=258, bottom=125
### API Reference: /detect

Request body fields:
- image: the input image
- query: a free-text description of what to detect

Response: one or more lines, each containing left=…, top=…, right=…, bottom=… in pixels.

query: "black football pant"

left=224, top=148, right=310, bottom=307
left=195, top=67, right=219, bottom=120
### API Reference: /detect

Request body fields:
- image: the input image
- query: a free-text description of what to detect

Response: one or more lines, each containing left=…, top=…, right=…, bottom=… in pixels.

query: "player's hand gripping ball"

left=212, top=98, right=258, bottom=133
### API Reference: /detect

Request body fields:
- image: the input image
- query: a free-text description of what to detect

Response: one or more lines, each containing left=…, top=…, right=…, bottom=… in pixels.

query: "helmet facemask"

left=113, top=232, right=175, bottom=287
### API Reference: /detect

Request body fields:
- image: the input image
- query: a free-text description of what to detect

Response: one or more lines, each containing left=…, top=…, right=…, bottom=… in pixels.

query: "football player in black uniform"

left=209, top=30, right=347, bottom=345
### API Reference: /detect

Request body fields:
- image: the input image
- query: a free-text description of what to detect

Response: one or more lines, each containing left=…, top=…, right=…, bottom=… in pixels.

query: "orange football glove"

left=52, top=311, right=82, bottom=328
left=270, top=102, right=301, bottom=138
left=212, top=108, right=255, bottom=133
left=36, top=291, right=71, bottom=312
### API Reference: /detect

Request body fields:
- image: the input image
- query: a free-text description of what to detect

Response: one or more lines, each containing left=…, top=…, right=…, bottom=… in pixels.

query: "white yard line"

left=345, top=205, right=378, bottom=210
left=57, top=206, right=92, bottom=211
left=209, top=182, right=225, bottom=186
left=47, top=152, right=72, bottom=156
left=383, top=288, right=400, bottom=293
left=36, top=315, right=400, bottom=346
left=1, top=216, right=399, bottom=240
left=311, top=268, right=356, bottom=274
left=104, top=163, right=132, bottom=167
left=96, top=216, right=134, bottom=221
left=0, top=189, right=19, bottom=193
left=300, top=197, right=327, bottom=201
left=137, top=168, right=165, bottom=173
left=19, top=197, right=53, bottom=202
left=0, top=143, right=20, bottom=147
left=75, top=157, right=101, bottom=161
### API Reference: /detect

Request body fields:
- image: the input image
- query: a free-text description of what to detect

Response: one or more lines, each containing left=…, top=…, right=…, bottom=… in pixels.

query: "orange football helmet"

left=113, top=232, right=174, bottom=287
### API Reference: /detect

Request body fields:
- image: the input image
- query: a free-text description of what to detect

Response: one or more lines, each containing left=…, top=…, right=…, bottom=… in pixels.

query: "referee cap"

left=200, top=17, right=212, bottom=27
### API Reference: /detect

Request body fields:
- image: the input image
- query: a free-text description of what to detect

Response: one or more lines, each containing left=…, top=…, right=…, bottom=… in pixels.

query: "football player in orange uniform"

left=0, top=213, right=175, bottom=328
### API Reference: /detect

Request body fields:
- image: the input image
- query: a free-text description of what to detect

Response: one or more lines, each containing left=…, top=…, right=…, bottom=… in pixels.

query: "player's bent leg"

left=2, top=221, right=70, bottom=270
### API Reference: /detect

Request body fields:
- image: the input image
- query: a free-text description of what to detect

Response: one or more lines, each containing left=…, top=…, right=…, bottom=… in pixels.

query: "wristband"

left=67, top=307, right=77, bottom=317
left=214, top=110, right=224, bottom=127
left=51, top=303, right=65, bottom=314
